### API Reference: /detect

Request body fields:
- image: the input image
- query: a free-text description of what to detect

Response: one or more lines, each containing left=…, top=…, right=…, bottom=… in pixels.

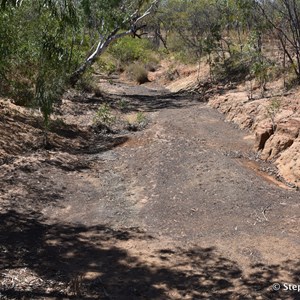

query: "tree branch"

left=70, top=0, right=159, bottom=86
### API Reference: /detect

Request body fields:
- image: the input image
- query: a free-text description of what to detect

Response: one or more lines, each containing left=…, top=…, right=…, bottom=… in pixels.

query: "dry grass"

left=126, top=63, right=149, bottom=84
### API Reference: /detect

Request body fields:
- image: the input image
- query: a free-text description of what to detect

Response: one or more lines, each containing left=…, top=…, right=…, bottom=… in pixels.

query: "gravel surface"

left=1, top=82, right=299, bottom=299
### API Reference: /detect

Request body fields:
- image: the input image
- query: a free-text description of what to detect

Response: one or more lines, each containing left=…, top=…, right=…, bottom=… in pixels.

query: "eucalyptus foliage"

left=0, top=0, right=158, bottom=127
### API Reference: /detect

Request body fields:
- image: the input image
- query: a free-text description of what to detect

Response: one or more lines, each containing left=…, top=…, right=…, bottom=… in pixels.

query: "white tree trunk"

left=70, top=0, right=158, bottom=86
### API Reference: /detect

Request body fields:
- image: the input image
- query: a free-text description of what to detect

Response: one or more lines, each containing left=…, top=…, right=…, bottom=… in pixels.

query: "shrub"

left=136, top=112, right=147, bottom=125
left=97, top=53, right=117, bottom=75
left=117, top=98, right=129, bottom=112
left=126, top=64, right=149, bottom=84
left=125, top=112, right=148, bottom=131
left=250, top=57, right=274, bottom=96
left=267, top=98, right=281, bottom=131
left=212, top=52, right=251, bottom=83
left=75, top=70, right=97, bottom=93
left=145, top=61, right=159, bottom=72
left=93, top=103, right=116, bottom=129
left=109, top=37, right=153, bottom=65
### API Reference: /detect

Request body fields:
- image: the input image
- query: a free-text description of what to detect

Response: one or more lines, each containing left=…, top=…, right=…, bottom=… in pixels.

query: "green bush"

left=0, top=2, right=78, bottom=125
left=75, top=70, right=97, bottom=93
left=117, top=98, right=129, bottom=111
left=10, top=79, right=34, bottom=106
left=109, top=37, right=153, bottom=65
left=212, top=52, right=251, bottom=82
left=136, top=112, right=147, bottom=125
left=97, top=53, right=118, bottom=75
left=93, top=103, right=116, bottom=128
left=125, top=112, right=148, bottom=131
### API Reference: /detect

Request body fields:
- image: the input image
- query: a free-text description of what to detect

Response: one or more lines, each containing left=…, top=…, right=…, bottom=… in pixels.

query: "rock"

left=277, top=118, right=300, bottom=137
left=255, top=122, right=274, bottom=151
left=260, top=119, right=300, bottom=160
left=261, top=134, right=294, bottom=160
left=276, top=136, right=300, bottom=186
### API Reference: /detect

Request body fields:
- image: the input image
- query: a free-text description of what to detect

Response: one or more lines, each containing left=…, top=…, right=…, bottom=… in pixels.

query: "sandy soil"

left=0, top=79, right=300, bottom=299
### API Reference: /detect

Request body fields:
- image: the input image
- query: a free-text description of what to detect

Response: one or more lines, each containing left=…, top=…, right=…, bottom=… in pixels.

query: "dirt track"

left=1, top=81, right=300, bottom=299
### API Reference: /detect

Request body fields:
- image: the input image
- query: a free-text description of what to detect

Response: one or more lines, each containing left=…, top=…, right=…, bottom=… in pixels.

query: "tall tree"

left=257, top=0, right=300, bottom=80
left=0, top=0, right=159, bottom=128
left=70, top=0, right=159, bottom=85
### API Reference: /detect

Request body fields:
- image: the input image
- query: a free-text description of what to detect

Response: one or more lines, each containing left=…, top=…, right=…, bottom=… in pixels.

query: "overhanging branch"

left=70, top=0, right=159, bottom=86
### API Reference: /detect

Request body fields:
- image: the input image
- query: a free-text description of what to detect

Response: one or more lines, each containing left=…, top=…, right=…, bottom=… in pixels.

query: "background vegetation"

left=1, top=0, right=300, bottom=127
left=155, top=0, right=300, bottom=88
left=0, top=0, right=158, bottom=127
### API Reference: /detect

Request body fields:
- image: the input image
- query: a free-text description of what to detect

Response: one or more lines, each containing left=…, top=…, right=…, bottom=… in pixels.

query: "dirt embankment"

left=156, top=61, right=300, bottom=188
left=208, top=85, right=300, bottom=188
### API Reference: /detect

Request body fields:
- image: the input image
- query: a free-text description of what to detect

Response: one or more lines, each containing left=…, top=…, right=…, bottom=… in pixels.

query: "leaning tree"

left=0, top=0, right=159, bottom=128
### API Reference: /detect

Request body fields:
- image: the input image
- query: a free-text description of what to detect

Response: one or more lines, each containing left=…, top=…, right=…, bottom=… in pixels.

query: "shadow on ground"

left=0, top=210, right=299, bottom=300
left=0, top=103, right=129, bottom=159
left=80, top=83, right=207, bottom=113
left=106, top=92, right=203, bottom=113
left=121, top=92, right=202, bottom=112
left=90, top=80, right=224, bottom=113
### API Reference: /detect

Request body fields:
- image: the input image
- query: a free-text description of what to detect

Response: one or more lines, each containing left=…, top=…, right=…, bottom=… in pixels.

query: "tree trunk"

left=69, top=0, right=158, bottom=86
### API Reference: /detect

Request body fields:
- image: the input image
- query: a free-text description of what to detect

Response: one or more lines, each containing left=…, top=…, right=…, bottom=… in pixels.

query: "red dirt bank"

left=208, top=86, right=300, bottom=188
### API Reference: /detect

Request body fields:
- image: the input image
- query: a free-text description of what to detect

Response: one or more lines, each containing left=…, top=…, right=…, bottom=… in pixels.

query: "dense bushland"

left=155, top=0, right=300, bottom=88
left=0, top=0, right=159, bottom=128
left=97, top=36, right=159, bottom=83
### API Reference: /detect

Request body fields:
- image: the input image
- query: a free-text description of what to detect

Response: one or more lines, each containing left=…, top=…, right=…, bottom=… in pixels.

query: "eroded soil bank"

left=0, top=80, right=300, bottom=299
left=208, top=85, right=300, bottom=188
left=162, top=62, right=300, bottom=188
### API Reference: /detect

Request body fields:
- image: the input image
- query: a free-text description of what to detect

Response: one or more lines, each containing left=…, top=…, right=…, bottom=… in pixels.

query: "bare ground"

left=0, top=80, right=300, bottom=300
